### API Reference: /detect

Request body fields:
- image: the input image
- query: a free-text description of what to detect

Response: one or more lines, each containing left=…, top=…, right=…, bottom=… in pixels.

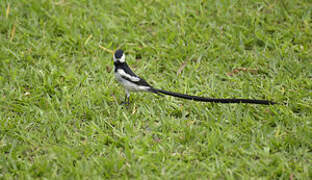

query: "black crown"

left=114, top=49, right=124, bottom=59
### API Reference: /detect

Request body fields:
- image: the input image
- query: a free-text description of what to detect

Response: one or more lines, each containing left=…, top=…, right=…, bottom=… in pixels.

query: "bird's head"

left=113, top=49, right=125, bottom=63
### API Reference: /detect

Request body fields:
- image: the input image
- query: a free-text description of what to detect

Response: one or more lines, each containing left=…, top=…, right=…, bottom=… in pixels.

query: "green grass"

left=1, top=0, right=311, bottom=179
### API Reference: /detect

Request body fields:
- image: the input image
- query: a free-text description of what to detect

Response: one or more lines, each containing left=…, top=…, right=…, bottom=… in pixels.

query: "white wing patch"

left=117, top=69, right=140, bottom=82
left=115, top=71, right=150, bottom=92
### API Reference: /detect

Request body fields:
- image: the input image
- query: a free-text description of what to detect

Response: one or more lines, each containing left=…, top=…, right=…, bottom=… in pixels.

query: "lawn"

left=0, top=0, right=311, bottom=179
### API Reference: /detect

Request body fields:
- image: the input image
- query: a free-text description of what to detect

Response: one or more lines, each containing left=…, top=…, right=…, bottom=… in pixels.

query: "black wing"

left=117, top=62, right=151, bottom=87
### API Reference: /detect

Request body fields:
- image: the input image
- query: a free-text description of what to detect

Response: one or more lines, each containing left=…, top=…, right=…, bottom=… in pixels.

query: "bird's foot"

left=120, top=101, right=130, bottom=107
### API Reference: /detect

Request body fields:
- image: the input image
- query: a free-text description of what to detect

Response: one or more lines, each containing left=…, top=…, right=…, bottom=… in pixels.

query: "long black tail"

left=151, top=88, right=276, bottom=105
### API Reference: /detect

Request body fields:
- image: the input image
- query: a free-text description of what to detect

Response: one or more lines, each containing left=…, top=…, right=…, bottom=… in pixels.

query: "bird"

left=103, top=47, right=276, bottom=105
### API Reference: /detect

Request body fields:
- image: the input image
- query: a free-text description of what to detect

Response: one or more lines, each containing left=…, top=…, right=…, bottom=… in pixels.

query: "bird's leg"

left=127, top=95, right=130, bottom=104
left=121, top=89, right=130, bottom=105
left=125, top=89, right=130, bottom=105
left=124, top=94, right=128, bottom=103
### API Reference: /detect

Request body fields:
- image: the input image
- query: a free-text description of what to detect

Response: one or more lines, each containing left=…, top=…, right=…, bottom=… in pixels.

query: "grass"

left=0, top=0, right=311, bottom=179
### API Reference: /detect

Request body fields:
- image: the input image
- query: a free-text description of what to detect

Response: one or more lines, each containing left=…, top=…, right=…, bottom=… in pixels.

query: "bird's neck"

left=114, top=61, right=128, bottom=72
left=114, top=61, right=127, bottom=66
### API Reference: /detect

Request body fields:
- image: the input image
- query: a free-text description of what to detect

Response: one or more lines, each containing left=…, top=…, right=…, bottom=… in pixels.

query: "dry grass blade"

left=226, top=67, right=258, bottom=76
left=6, top=3, right=10, bottom=18
left=176, top=61, right=188, bottom=76
left=99, top=45, right=114, bottom=55
left=10, top=24, right=16, bottom=41
left=84, top=34, right=93, bottom=46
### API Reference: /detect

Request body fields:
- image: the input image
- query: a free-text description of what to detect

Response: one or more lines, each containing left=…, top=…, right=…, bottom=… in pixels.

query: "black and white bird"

left=112, top=49, right=276, bottom=105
